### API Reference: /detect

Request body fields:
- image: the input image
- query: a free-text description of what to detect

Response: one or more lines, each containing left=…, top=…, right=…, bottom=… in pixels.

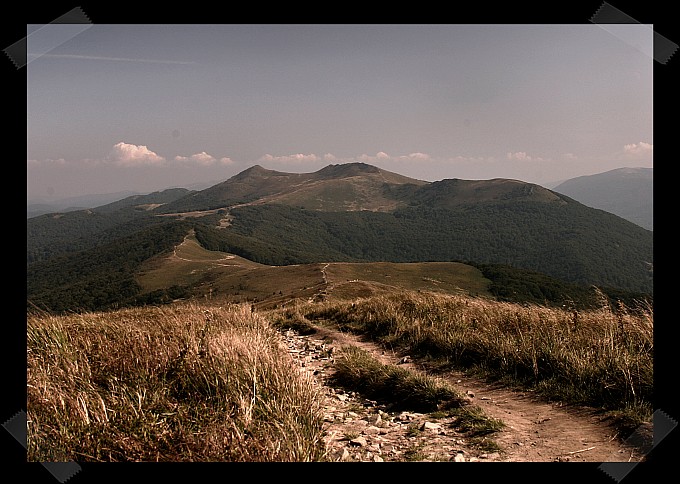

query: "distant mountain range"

left=26, top=182, right=212, bottom=219
left=27, top=163, right=653, bottom=312
left=30, top=166, right=653, bottom=231
left=27, top=191, right=141, bottom=218
left=550, top=167, right=652, bottom=231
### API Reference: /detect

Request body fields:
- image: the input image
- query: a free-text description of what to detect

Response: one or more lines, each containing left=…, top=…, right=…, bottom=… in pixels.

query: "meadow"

left=297, top=289, right=653, bottom=430
left=27, top=287, right=652, bottom=461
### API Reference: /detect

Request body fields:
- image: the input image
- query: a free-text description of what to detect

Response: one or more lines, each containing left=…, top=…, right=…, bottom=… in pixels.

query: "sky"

left=26, top=23, right=653, bottom=201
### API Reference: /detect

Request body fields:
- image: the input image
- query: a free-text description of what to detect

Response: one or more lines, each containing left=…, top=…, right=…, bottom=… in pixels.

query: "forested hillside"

left=193, top=202, right=652, bottom=294
left=27, top=220, right=194, bottom=312
left=26, top=163, right=653, bottom=313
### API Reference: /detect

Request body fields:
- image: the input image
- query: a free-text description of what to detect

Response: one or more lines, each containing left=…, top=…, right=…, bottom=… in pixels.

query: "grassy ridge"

left=27, top=303, right=326, bottom=462
left=135, top=232, right=263, bottom=293
left=324, top=261, right=490, bottom=297
left=135, top=233, right=496, bottom=306
left=27, top=288, right=653, bottom=461
left=304, top=290, right=653, bottom=429
left=134, top=231, right=648, bottom=313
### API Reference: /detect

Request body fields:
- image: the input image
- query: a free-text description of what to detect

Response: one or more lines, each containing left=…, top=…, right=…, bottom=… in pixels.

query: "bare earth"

left=282, top=323, right=649, bottom=464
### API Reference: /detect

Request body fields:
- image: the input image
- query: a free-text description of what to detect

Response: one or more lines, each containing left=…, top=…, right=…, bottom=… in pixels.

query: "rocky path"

left=281, top=324, right=648, bottom=463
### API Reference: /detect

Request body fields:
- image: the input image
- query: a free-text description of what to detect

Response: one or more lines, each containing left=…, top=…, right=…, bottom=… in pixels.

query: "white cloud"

left=506, top=151, right=545, bottom=162
left=174, top=151, right=218, bottom=165
left=507, top=151, right=529, bottom=161
left=109, top=142, right=165, bottom=166
left=190, top=151, right=216, bottom=165
left=256, top=151, right=433, bottom=165
left=357, top=153, right=380, bottom=163
left=406, top=152, right=431, bottom=161
left=358, top=151, right=433, bottom=163
left=258, top=153, right=322, bottom=163
left=357, top=152, right=388, bottom=162
left=623, top=141, right=653, bottom=155
left=257, top=151, right=431, bottom=166
left=32, top=146, right=234, bottom=169
left=449, top=155, right=493, bottom=163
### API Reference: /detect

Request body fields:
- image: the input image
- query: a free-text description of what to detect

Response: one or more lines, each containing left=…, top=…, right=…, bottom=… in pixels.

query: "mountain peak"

left=316, top=162, right=382, bottom=178
left=232, top=164, right=271, bottom=179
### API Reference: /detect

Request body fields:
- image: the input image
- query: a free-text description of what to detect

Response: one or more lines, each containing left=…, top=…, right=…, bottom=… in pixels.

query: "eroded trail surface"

left=282, top=323, right=648, bottom=463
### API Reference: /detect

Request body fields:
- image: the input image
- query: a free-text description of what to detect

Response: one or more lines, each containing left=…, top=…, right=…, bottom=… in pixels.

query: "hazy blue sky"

left=26, top=23, right=653, bottom=200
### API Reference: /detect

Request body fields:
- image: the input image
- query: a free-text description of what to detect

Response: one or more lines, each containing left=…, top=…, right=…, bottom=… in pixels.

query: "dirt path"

left=445, top=373, right=640, bottom=462
left=283, top=323, right=647, bottom=463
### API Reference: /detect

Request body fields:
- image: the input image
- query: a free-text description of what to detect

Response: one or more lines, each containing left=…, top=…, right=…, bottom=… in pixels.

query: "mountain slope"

left=94, top=187, right=193, bottom=213
left=409, top=178, right=566, bottom=208
left=551, top=167, right=652, bottom=230
left=158, top=162, right=428, bottom=213
left=27, top=190, right=141, bottom=218
left=191, top=201, right=652, bottom=294
left=27, top=162, right=653, bottom=312
left=27, top=188, right=193, bottom=265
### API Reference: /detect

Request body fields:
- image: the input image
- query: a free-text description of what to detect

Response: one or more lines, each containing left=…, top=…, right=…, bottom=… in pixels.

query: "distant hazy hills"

left=550, top=167, right=652, bottom=231
left=27, top=191, right=141, bottom=218
left=27, top=163, right=653, bottom=312
left=27, top=186, right=202, bottom=218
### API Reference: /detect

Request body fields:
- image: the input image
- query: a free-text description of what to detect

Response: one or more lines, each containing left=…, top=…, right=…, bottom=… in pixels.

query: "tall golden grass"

left=27, top=302, right=326, bottom=462
left=304, top=289, right=653, bottom=426
left=27, top=287, right=653, bottom=461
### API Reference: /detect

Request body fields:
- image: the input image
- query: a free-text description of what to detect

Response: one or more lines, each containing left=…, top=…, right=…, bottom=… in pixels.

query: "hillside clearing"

left=135, top=231, right=494, bottom=305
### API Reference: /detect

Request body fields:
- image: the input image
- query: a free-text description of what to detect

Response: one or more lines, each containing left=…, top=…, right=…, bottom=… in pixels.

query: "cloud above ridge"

left=623, top=141, right=653, bottom=155
left=175, top=151, right=217, bottom=165
left=258, top=153, right=323, bottom=163
left=506, top=151, right=546, bottom=162
left=109, top=142, right=165, bottom=166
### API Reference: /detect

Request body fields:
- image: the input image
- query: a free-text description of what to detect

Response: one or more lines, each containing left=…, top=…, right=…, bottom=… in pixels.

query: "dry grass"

left=303, top=289, right=653, bottom=427
left=27, top=302, right=326, bottom=462
left=329, top=345, right=470, bottom=412
left=27, top=285, right=653, bottom=461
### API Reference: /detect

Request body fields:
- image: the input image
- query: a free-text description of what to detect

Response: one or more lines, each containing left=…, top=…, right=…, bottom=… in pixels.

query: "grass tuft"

left=330, top=346, right=468, bottom=413
left=450, top=405, right=505, bottom=436
left=27, top=302, right=326, bottom=462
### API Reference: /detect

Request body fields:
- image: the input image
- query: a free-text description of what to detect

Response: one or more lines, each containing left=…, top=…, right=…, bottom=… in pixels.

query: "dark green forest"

left=194, top=203, right=652, bottom=294
left=26, top=190, right=652, bottom=313
left=473, top=263, right=651, bottom=312
left=27, top=220, right=193, bottom=312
